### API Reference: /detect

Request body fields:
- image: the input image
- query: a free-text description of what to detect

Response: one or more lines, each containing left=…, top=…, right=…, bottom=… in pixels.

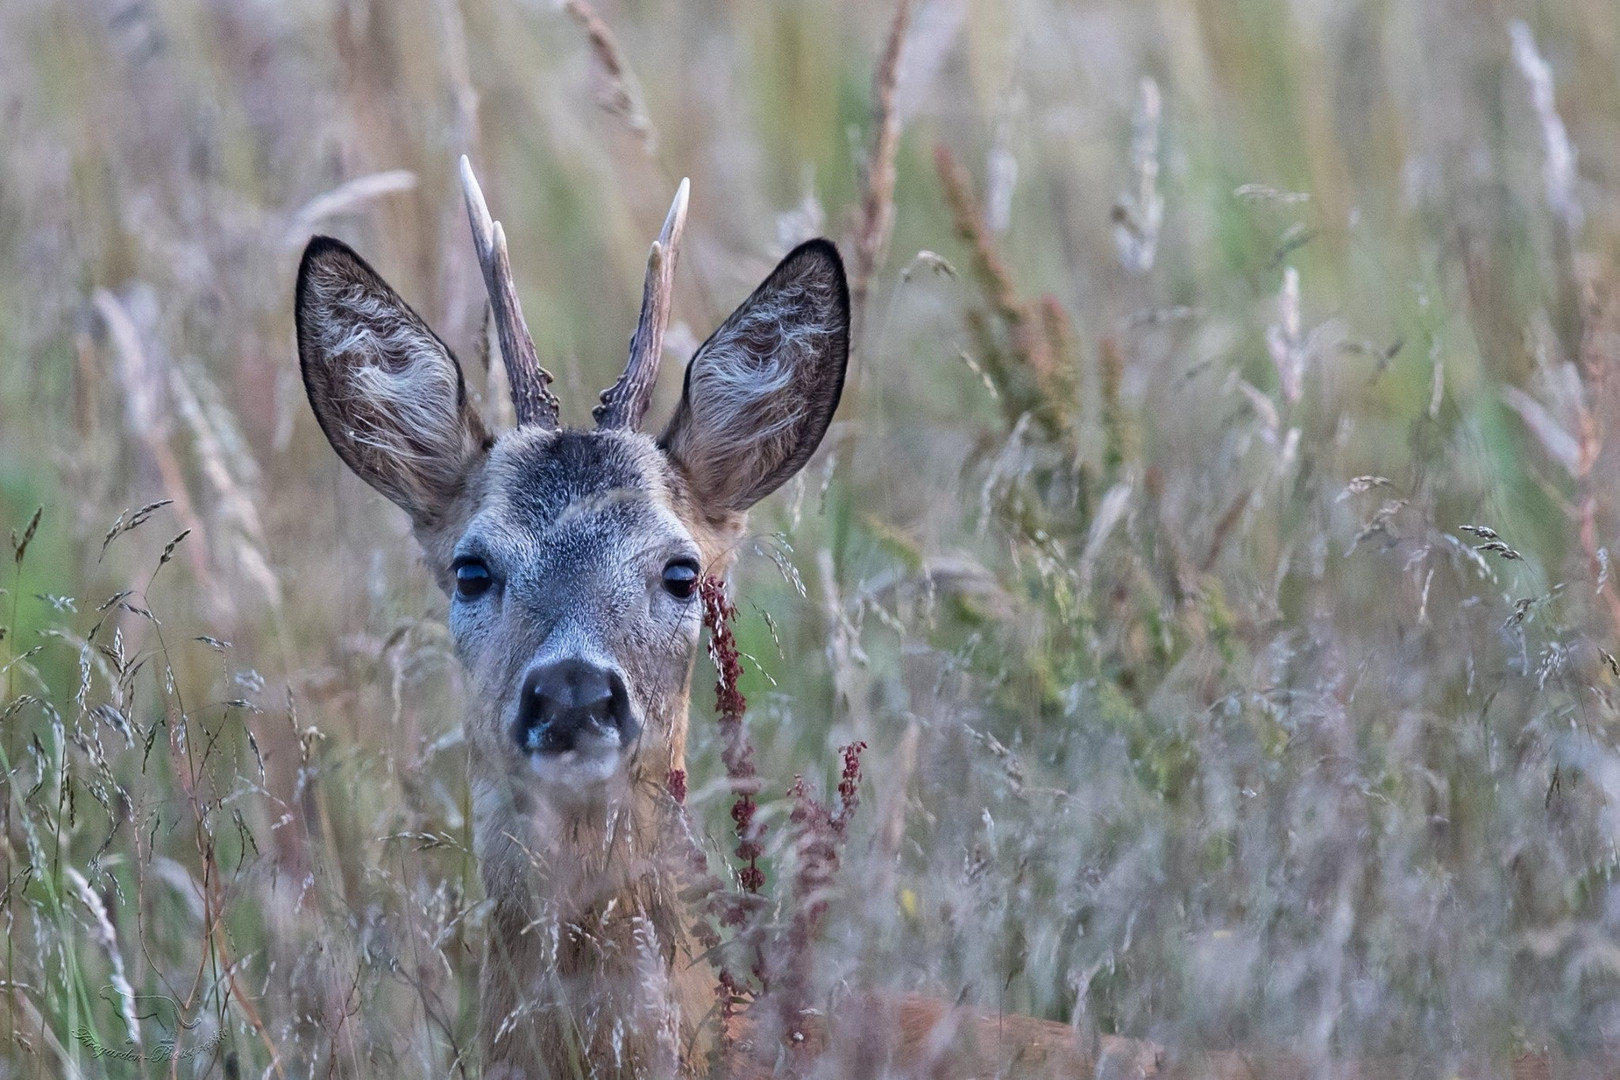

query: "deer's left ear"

left=659, top=239, right=849, bottom=512
left=296, top=236, right=490, bottom=528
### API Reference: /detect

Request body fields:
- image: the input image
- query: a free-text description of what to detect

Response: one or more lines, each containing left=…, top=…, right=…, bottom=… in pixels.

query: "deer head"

left=294, top=160, right=847, bottom=1076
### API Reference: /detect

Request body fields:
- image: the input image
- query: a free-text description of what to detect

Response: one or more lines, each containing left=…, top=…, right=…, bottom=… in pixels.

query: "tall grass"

left=4, top=0, right=1620, bottom=1076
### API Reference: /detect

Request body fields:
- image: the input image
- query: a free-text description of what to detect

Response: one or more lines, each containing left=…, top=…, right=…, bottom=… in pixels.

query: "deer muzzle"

left=514, top=659, right=639, bottom=768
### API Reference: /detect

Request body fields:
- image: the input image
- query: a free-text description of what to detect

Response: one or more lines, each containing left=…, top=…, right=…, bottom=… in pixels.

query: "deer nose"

left=515, top=660, right=637, bottom=756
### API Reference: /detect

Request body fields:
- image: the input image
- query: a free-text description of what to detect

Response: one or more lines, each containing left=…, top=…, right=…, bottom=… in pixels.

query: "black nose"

left=515, top=660, right=637, bottom=755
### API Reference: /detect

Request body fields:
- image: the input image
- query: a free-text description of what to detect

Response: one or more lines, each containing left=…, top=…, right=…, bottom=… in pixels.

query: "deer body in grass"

left=296, top=160, right=847, bottom=1078
left=296, top=162, right=1128, bottom=1079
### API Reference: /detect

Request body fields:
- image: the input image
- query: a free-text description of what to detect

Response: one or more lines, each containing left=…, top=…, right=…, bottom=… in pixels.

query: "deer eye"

left=661, top=559, right=700, bottom=601
left=453, top=557, right=494, bottom=600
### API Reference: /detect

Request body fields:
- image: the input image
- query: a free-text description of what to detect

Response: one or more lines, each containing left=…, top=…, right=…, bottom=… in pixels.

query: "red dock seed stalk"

left=776, top=740, right=868, bottom=1047
left=784, top=741, right=866, bottom=929
left=701, top=574, right=764, bottom=896
left=695, top=577, right=872, bottom=1054
left=834, top=740, right=866, bottom=834
left=696, top=574, right=775, bottom=1043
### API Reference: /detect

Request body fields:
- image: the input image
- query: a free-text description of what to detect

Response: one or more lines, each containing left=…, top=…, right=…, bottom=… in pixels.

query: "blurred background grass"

left=5, top=0, right=1620, bottom=1075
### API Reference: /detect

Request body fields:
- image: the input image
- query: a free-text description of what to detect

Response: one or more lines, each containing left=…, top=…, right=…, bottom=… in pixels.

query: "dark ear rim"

left=659, top=238, right=850, bottom=508
left=294, top=235, right=481, bottom=489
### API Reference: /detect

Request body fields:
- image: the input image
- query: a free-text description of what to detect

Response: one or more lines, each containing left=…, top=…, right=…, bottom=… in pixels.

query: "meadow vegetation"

left=3, top=0, right=1620, bottom=1075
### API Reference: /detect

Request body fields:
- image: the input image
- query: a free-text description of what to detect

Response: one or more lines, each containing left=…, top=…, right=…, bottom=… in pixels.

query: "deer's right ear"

left=296, top=237, right=490, bottom=526
left=659, top=239, right=849, bottom=513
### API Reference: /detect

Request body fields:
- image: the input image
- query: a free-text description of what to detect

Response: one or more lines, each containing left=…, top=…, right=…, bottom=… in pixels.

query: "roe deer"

left=294, top=159, right=1150, bottom=1079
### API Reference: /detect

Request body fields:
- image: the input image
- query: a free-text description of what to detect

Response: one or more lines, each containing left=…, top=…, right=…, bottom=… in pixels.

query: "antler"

left=459, top=155, right=560, bottom=429
left=594, top=178, right=690, bottom=430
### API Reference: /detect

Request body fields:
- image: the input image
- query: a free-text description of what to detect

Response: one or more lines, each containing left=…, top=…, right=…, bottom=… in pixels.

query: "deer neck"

left=472, top=687, right=713, bottom=1077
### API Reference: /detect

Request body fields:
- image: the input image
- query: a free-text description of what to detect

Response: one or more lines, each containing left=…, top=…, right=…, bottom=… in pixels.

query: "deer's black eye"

left=661, top=559, right=700, bottom=601
left=453, top=557, right=493, bottom=600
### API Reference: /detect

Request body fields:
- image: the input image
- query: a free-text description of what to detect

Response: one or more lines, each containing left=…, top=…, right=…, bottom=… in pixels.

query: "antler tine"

left=459, top=155, right=559, bottom=430
left=595, top=178, right=690, bottom=430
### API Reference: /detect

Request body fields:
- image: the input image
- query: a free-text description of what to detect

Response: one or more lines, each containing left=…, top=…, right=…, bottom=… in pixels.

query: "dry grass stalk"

left=933, top=145, right=1021, bottom=326
left=1112, top=77, right=1163, bottom=274
left=1575, top=274, right=1620, bottom=640
left=563, top=0, right=656, bottom=152
left=168, top=362, right=282, bottom=614
left=92, top=289, right=219, bottom=607
left=1266, top=266, right=1304, bottom=405
left=1508, top=21, right=1581, bottom=239
left=850, top=0, right=912, bottom=330
left=1509, top=20, right=1585, bottom=362
left=284, top=171, right=417, bottom=246
left=933, top=145, right=1078, bottom=442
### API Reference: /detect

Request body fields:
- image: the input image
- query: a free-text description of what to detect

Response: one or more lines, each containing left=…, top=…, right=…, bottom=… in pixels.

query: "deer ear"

left=660, top=239, right=849, bottom=512
left=296, top=237, right=490, bottom=527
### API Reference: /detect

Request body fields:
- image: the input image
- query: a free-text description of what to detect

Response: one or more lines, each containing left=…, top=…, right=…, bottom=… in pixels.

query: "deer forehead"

left=465, top=427, right=687, bottom=563
left=457, top=426, right=742, bottom=576
left=487, top=427, right=671, bottom=521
